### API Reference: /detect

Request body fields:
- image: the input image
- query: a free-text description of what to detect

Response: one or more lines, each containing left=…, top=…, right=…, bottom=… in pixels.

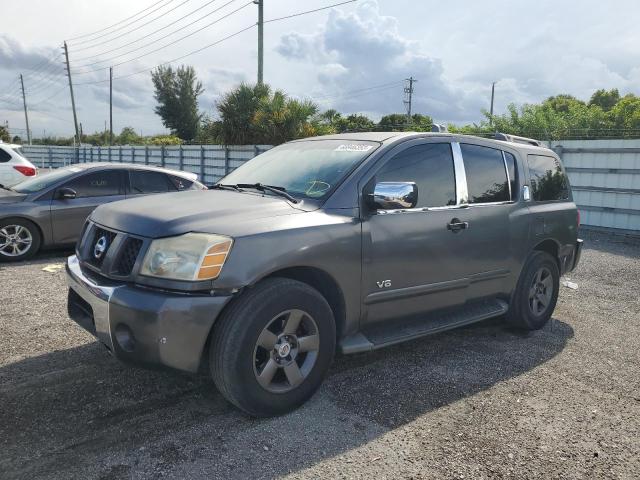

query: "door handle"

left=447, top=218, right=469, bottom=232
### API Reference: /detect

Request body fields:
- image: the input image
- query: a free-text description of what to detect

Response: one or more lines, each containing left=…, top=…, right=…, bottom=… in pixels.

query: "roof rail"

left=431, top=123, right=448, bottom=133
left=494, top=132, right=542, bottom=147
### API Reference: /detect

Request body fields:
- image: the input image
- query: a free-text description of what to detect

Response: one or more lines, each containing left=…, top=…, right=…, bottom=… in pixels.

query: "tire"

left=210, top=277, right=336, bottom=417
left=507, top=251, right=560, bottom=330
left=0, top=218, right=41, bottom=262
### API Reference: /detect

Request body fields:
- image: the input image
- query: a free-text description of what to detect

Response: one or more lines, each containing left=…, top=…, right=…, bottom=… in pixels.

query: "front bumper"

left=66, top=255, right=233, bottom=372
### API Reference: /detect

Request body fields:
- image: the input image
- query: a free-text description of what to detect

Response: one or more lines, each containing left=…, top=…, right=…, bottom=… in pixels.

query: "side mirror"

left=56, top=187, right=77, bottom=200
left=368, top=182, right=418, bottom=210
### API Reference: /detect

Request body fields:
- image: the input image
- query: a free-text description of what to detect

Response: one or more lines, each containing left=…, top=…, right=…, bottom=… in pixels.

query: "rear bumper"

left=66, top=255, right=232, bottom=372
left=569, top=238, right=583, bottom=272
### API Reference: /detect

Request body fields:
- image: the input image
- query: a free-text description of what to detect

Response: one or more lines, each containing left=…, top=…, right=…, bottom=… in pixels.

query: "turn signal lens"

left=196, top=240, right=233, bottom=280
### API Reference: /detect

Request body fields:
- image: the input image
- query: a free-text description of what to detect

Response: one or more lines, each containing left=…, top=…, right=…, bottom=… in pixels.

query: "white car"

left=0, top=142, right=38, bottom=187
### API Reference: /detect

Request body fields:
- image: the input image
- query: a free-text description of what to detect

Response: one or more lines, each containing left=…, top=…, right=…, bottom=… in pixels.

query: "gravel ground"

left=0, top=231, right=638, bottom=479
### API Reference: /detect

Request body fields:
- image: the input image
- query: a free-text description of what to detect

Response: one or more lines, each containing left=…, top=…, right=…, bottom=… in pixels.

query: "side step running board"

left=339, top=298, right=509, bottom=355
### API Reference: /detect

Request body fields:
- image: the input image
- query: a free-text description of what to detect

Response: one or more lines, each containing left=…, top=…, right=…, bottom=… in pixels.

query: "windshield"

left=12, top=167, right=82, bottom=194
left=221, top=140, right=380, bottom=200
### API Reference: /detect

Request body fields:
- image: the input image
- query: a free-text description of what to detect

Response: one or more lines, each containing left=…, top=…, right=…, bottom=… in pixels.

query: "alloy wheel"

left=0, top=225, right=33, bottom=257
left=528, top=266, right=553, bottom=316
left=253, top=309, right=320, bottom=393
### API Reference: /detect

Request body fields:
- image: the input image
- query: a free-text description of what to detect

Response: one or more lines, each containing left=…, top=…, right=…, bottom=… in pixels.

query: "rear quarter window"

left=527, top=155, right=569, bottom=201
left=0, top=148, right=11, bottom=163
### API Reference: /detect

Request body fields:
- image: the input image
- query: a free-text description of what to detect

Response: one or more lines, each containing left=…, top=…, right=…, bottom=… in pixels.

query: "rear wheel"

left=0, top=218, right=41, bottom=262
left=210, top=278, right=336, bottom=417
left=507, top=251, right=559, bottom=330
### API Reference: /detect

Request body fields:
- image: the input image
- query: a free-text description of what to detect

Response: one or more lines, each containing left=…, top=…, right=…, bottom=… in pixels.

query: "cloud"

left=275, top=0, right=473, bottom=123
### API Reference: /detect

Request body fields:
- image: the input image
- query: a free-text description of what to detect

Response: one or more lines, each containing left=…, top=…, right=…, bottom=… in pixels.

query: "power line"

left=73, top=0, right=242, bottom=71
left=314, top=80, right=404, bottom=101
left=70, top=0, right=189, bottom=51
left=75, top=23, right=256, bottom=86
left=264, top=0, right=358, bottom=23
left=73, top=0, right=223, bottom=64
left=67, top=0, right=174, bottom=41
left=73, top=1, right=254, bottom=75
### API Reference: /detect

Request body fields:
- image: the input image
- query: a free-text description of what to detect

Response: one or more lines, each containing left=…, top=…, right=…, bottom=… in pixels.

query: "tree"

left=334, top=114, right=375, bottom=133
left=0, top=125, right=9, bottom=143
left=378, top=113, right=433, bottom=131
left=216, top=83, right=320, bottom=145
left=116, top=127, right=141, bottom=145
left=151, top=65, right=203, bottom=141
left=589, top=89, right=621, bottom=112
left=216, top=83, right=271, bottom=144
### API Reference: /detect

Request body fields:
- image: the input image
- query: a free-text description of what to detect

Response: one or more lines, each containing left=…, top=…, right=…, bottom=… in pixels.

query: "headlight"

left=140, top=233, right=233, bottom=281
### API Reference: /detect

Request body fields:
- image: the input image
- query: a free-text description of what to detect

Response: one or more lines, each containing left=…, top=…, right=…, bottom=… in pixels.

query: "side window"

left=461, top=144, right=509, bottom=203
left=129, top=170, right=176, bottom=194
left=0, top=149, right=11, bottom=163
left=168, top=175, right=194, bottom=191
left=527, top=155, right=569, bottom=201
left=376, top=143, right=456, bottom=208
left=63, top=171, right=122, bottom=198
left=504, top=152, right=518, bottom=200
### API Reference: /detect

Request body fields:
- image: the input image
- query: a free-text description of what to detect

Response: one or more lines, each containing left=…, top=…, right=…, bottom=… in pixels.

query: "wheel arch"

left=262, top=266, right=347, bottom=340
left=533, top=238, right=561, bottom=267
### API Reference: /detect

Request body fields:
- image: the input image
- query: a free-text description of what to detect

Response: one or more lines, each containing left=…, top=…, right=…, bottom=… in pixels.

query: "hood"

left=91, top=189, right=311, bottom=238
left=0, top=190, right=27, bottom=204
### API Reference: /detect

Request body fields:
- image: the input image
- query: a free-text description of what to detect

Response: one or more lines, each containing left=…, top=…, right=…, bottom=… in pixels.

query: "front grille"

left=86, top=227, right=117, bottom=268
left=114, top=238, right=143, bottom=276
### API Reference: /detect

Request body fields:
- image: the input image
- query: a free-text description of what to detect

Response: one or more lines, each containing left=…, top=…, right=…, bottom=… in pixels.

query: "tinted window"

left=504, top=152, right=518, bottom=200
left=461, top=144, right=509, bottom=203
left=130, top=170, right=176, bottom=194
left=0, top=149, right=11, bottom=162
left=527, top=155, right=569, bottom=201
left=168, top=175, right=194, bottom=191
left=377, top=143, right=456, bottom=208
left=63, top=171, right=122, bottom=198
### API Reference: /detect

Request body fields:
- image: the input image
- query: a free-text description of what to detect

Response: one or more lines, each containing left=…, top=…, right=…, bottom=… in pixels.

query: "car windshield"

left=12, top=167, right=82, bottom=194
left=221, top=140, right=380, bottom=200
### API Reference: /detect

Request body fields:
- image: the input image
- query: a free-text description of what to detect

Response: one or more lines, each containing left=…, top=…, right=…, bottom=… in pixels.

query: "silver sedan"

left=0, top=163, right=206, bottom=261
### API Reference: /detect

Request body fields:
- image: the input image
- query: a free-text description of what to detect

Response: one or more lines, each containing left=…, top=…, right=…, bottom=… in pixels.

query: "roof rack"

left=494, top=132, right=542, bottom=147
left=431, top=123, right=448, bottom=133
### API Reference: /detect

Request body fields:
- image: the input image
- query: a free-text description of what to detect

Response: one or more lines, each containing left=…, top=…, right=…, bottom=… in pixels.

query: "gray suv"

left=66, top=132, right=582, bottom=416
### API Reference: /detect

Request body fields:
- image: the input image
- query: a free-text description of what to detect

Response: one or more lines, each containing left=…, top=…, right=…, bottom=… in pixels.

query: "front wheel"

left=507, top=251, right=560, bottom=330
left=210, top=278, right=336, bottom=417
left=0, top=218, right=41, bottom=262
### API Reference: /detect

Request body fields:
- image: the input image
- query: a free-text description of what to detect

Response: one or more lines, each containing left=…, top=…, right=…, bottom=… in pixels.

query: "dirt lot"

left=0, top=231, right=638, bottom=479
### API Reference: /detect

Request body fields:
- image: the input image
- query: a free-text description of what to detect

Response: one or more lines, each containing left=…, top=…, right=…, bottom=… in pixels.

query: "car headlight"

left=140, top=233, right=233, bottom=281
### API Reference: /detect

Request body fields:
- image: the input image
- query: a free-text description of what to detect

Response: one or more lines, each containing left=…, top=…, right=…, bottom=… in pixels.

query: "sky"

left=1, top=0, right=639, bottom=139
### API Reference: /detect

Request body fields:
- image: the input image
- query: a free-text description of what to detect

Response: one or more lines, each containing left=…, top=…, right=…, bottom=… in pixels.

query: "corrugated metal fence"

left=21, top=140, right=640, bottom=233
left=548, top=139, right=640, bottom=233
left=21, top=144, right=273, bottom=186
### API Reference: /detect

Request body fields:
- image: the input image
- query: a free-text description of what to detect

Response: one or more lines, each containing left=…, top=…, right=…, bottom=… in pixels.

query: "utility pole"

left=489, top=81, right=496, bottom=127
left=255, top=0, right=264, bottom=84
left=19, top=74, right=32, bottom=145
left=109, top=67, right=113, bottom=145
left=63, top=41, right=80, bottom=144
left=404, top=76, right=417, bottom=124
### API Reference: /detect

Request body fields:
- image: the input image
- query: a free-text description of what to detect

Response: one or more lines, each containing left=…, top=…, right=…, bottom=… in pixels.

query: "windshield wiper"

left=235, top=183, right=299, bottom=204
left=210, top=183, right=244, bottom=192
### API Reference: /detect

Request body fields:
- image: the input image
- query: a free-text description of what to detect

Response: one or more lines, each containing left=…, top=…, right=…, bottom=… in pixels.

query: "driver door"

left=50, top=169, right=125, bottom=244
left=361, top=140, right=470, bottom=326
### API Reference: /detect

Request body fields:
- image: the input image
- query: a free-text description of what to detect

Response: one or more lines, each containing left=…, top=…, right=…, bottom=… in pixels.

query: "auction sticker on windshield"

left=334, top=144, right=374, bottom=152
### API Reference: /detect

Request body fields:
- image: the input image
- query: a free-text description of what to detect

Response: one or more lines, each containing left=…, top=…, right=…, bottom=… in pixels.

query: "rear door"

left=50, top=169, right=125, bottom=244
left=450, top=142, right=518, bottom=300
